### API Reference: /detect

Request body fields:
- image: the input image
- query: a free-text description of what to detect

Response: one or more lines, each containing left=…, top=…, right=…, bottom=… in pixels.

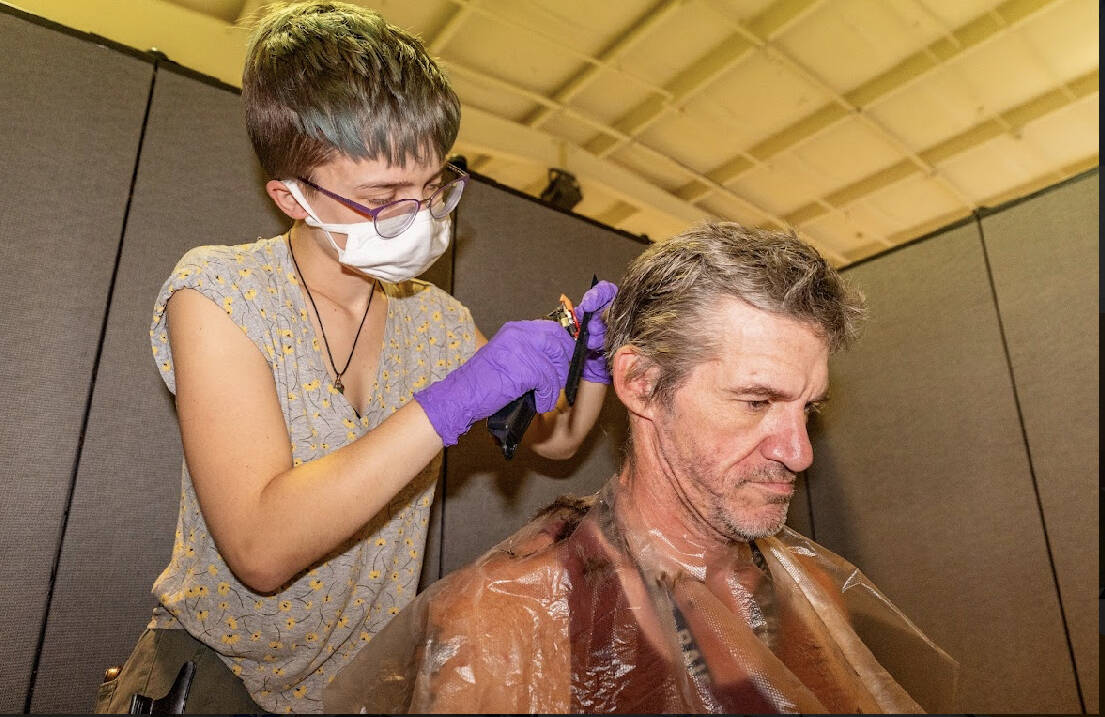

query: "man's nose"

left=761, top=411, right=814, bottom=473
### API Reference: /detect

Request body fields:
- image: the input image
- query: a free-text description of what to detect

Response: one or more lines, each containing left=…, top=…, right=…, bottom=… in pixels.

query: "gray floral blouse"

left=148, top=234, right=476, bottom=713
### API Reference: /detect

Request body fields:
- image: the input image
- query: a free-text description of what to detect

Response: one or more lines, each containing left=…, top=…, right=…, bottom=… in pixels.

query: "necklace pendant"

left=334, top=377, right=345, bottom=394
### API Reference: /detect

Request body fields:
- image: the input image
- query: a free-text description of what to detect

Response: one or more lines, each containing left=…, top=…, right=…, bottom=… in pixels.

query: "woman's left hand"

left=573, top=280, right=618, bottom=384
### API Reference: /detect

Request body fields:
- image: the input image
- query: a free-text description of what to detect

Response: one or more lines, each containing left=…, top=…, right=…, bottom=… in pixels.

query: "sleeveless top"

left=147, top=234, right=477, bottom=713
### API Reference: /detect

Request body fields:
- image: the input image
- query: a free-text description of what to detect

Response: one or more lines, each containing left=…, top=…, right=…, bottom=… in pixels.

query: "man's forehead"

left=698, top=298, right=829, bottom=387
left=708, top=297, right=825, bottom=347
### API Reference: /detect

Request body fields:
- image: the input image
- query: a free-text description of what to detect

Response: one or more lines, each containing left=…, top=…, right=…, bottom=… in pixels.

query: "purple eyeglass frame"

left=295, top=162, right=469, bottom=238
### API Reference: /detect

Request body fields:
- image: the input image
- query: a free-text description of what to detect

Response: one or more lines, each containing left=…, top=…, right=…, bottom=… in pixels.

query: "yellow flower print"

left=322, top=594, right=331, bottom=603
left=375, top=537, right=386, bottom=546
left=409, top=550, right=418, bottom=559
left=196, top=585, right=208, bottom=597
left=390, top=571, right=399, bottom=581
left=283, top=344, right=293, bottom=354
left=293, top=458, right=303, bottom=467
left=305, top=632, right=318, bottom=642
left=268, top=641, right=283, bottom=650
left=353, top=597, right=365, bottom=606
left=303, top=379, right=320, bottom=392
left=346, top=431, right=356, bottom=441
left=432, top=310, right=442, bottom=322
left=226, top=616, right=238, bottom=630
left=272, top=667, right=285, bottom=676
left=337, top=615, right=350, bottom=628
left=196, top=610, right=209, bottom=622
left=238, top=268, right=252, bottom=278
left=388, top=606, right=399, bottom=615
left=404, top=538, right=413, bottom=546
left=360, top=631, right=372, bottom=642
left=287, top=391, right=298, bottom=401
left=221, top=633, right=240, bottom=645
left=309, top=579, right=324, bottom=591
left=160, top=361, right=171, bottom=372
left=231, top=664, right=242, bottom=676
left=177, top=269, right=192, bottom=279
left=342, top=418, right=355, bottom=429
left=217, top=582, right=230, bottom=595
left=250, top=632, right=261, bottom=642
left=218, top=601, right=229, bottom=611
left=304, top=600, right=313, bottom=610
left=293, top=686, right=308, bottom=699
left=368, top=570, right=380, bottom=580
left=244, top=288, right=257, bottom=301
left=254, top=599, right=265, bottom=610
left=279, top=600, right=292, bottom=612
left=207, top=565, right=218, bottom=577
left=261, top=263, right=273, bottom=272
left=285, top=617, right=296, bottom=629
left=222, top=296, right=233, bottom=314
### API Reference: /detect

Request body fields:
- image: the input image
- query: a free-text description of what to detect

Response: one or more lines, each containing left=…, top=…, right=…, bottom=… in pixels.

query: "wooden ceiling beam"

left=675, top=0, right=1067, bottom=205
left=779, top=72, right=1098, bottom=229
left=582, top=0, right=824, bottom=158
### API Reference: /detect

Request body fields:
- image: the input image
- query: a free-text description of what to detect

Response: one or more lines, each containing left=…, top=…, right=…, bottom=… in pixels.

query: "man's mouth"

left=750, top=480, right=796, bottom=495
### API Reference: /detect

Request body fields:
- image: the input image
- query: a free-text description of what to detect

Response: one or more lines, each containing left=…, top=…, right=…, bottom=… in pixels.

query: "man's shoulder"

left=427, top=494, right=595, bottom=618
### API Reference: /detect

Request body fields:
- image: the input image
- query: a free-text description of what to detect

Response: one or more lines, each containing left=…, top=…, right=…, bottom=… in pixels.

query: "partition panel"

left=29, top=67, right=286, bottom=713
left=806, top=222, right=1081, bottom=713
left=980, top=171, right=1099, bottom=712
left=0, top=12, right=151, bottom=712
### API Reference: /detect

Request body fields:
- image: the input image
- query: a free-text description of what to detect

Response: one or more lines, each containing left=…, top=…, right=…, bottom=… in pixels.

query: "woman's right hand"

left=413, top=320, right=575, bottom=446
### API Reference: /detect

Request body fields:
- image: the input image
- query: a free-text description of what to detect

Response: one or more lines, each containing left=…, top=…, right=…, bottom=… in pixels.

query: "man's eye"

left=744, top=400, right=769, bottom=412
left=804, top=402, right=825, bottom=417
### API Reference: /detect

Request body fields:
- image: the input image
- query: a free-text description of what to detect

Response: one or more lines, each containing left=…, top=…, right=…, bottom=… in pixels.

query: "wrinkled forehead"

left=700, top=298, right=830, bottom=382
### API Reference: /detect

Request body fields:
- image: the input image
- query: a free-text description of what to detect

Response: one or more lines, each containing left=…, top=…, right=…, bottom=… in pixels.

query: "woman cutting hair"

left=96, top=2, right=615, bottom=713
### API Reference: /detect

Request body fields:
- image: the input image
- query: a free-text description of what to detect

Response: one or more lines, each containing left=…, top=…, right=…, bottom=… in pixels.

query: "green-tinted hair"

left=242, top=1, right=461, bottom=178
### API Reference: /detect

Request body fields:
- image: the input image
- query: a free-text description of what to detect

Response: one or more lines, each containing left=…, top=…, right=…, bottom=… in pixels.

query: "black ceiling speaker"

left=539, top=168, right=583, bottom=211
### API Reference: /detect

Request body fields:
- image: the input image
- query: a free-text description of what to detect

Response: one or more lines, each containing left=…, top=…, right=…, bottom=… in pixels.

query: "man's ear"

left=612, top=346, right=660, bottom=420
left=266, top=179, right=308, bottom=220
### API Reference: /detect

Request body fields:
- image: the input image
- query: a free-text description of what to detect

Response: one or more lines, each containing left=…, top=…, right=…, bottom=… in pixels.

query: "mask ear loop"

left=282, top=179, right=344, bottom=256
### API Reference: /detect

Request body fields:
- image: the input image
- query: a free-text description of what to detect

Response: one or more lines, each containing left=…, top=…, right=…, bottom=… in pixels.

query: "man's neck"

left=613, top=456, right=739, bottom=582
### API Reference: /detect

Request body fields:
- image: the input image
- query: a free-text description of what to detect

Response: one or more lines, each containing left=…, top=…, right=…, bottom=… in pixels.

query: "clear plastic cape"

left=325, top=481, right=958, bottom=713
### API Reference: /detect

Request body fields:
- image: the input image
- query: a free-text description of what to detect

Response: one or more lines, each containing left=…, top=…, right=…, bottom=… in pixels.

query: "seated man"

left=324, top=222, right=959, bottom=714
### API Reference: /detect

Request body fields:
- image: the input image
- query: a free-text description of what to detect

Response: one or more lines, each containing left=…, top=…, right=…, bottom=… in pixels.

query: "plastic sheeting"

left=325, top=482, right=958, bottom=713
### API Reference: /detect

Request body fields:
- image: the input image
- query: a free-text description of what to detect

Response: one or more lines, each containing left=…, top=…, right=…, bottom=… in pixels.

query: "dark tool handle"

left=564, top=275, right=599, bottom=407
left=486, top=390, right=537, bottom=459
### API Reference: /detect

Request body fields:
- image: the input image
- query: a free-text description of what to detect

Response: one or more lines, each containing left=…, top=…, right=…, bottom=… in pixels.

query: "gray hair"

left=242, top=1, right=461, bottom=179
left=604, top=222, right=866, bottom=405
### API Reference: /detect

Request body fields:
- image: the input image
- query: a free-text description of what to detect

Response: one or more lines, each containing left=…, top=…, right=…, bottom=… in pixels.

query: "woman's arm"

left=169, top=288, right=444, bottom=594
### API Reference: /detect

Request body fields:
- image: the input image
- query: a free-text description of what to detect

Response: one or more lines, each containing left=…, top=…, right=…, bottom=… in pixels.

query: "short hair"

left=604, top=222, right=866, bottom=405
left=242, top=1, right=461, bottom=179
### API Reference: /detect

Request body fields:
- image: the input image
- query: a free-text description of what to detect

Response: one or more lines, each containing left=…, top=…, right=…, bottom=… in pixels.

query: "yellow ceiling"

left=7, top=0, right=1098, bottom=266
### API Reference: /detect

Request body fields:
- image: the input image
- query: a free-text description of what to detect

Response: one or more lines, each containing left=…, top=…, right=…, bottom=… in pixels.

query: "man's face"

left=649, top=297, right=829, bottom=542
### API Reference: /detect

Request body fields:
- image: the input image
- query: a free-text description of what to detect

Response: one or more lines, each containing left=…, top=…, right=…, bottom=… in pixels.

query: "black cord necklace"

left=287, top=234, right=376, bottom=395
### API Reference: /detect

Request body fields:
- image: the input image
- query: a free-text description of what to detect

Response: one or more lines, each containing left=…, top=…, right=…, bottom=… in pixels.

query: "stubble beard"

left=715, top=465, right=796, bottom=541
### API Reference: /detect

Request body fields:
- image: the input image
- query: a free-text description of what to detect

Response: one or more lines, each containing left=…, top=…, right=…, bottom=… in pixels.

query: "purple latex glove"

left=573, top=280, right=619, bottom=384
left=414, top=320, right=575, bottom=446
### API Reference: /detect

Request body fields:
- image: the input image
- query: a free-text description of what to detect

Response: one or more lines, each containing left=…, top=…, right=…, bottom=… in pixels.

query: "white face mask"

left=282, top=180, right=450, bottom=284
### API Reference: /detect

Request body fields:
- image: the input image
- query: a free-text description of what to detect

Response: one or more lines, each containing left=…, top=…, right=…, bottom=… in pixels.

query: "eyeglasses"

left=296, top=163, right=469, bottom=239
